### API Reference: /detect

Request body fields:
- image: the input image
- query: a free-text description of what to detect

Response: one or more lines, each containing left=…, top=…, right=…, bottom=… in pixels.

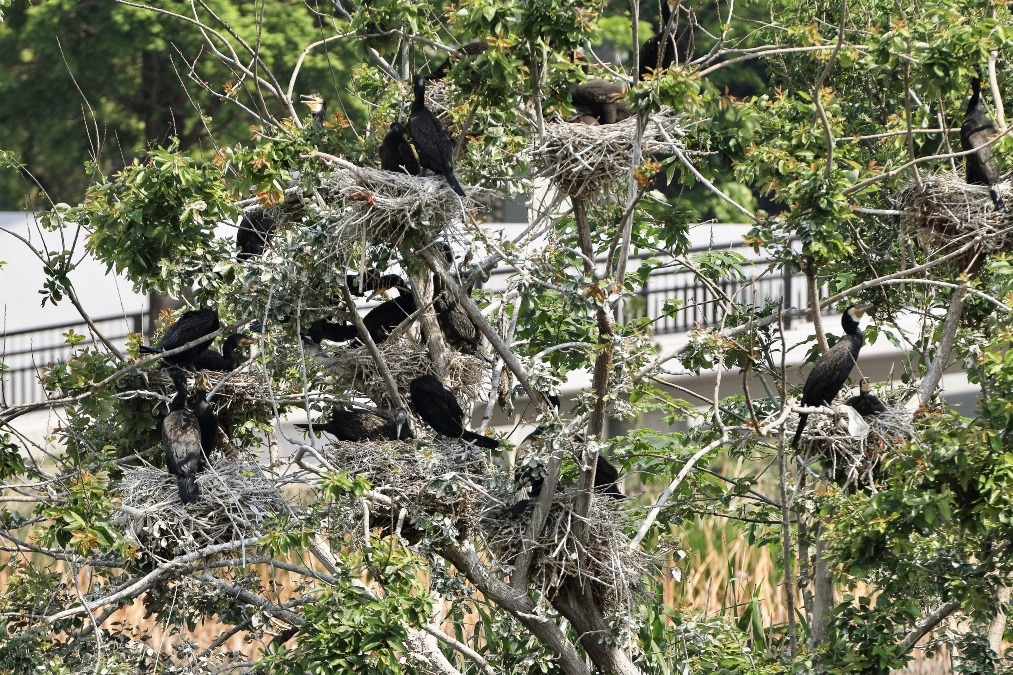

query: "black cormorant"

left=845, top=377, right=888, bottom=417
left=161, top=370, right=207, bottom=504
left=141, top=308, right=220, bottom=369
left=193, top=333, right=252, bottom=372
left=432, top=243, right=481, bottom=353
left=380, top=122, right=422, bottom=175
left=347, top=272, right=410, bottom=299
left=791, top=304, right=869, bottom=448
left=428, top=40, right=490, bottom=81
left=962, top=73, right=1005, bottom=210
left=305, top=293, right=417, bottom=346
left=297, top=407, right=414, bottom=441
left=510, top=459, right=547, bottom=517
left=236, top=209, right=277, bottom=261
left=593, top=455, right=626, bottom=500
left=192, top=380, right=220, bottom=456
left=409, top=374, right=499, bottom=449
left=407, top=75, right=466, bottom=197
left=572, top=79, right=632, bottom=125
left=638, top=0, right=693, bottom=80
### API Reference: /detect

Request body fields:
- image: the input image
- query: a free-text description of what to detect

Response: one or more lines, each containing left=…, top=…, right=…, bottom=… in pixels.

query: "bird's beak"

left=239, top=335, right=254, bottom=346
left=852, top=303, right=873, bottom=319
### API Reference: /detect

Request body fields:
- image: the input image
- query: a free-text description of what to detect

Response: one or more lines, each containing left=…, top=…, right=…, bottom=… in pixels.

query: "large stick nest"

left=325, top=438, right=489, bottom=543
left=531, top=108, right=687, bottom=199
left=316, top=165, right=470, bottom=250
left=320, top=338, right=487, bottom=406
left=151, top=367, right=278, bottom=420
left=482, top=488, right=650, bottom=616
left=117, top=454, right=283, bottom=561
left=793, top=405, right=915, bottom=491
left=898, top=171, right=1013, bottom=274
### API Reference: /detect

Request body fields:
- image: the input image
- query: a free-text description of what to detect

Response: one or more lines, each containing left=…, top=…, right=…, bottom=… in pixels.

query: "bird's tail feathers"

left=445, top=171, right=466, bottom=198
left=139, top=345, right=160, bottom=354
left=990, top=187, right=1006, bottom=211
left=791, top=413, right=808, bottom=449
left=462, top=429, right=499, bottom=449
left=177, top=476, right=200, bottom=504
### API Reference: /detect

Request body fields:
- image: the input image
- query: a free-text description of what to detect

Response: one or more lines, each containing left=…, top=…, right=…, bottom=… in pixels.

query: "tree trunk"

left=987, top=584, right=1011, bottom=656
left=553, top=579, right=643, bottom=675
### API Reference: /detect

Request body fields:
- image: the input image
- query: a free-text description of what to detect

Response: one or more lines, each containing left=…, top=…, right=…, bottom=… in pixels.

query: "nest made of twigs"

left=482, top=488, right=649, bottom=615
left=531, top=108, right=687, bottom=199
left=319, top=338, right=487, bottom=406
left=326, top=438, right=489, bottom=543
left=151, top=367, right=276, bottom=419
left=898, top=171, right=1013, bottom=274
left=793, top=405, right=915, bottom=490
left=117, top=453, right=283, bottom=561
left=315, top=165, right=469, bottom=250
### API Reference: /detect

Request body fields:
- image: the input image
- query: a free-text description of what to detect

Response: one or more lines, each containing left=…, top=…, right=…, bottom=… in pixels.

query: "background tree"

left=2, top=0, right=1013, bottom=673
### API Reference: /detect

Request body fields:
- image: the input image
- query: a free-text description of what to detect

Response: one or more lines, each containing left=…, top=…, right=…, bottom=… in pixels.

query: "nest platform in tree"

left=483, top=489, right=649, bottom=615
left=899, top=171, right=1013, bottom=274
left=316, top=165, right=469, bottom=250
left=152, top=368, right=278, bottom=420
left=326, top=438, right=489, bottom=543
left=532, top=109, right=687, bottom=199
left=793, top=406, right=915, bottom=490
left=323, top=338, right=487, bottom=406
left=117, top=454, right=283, bottom=561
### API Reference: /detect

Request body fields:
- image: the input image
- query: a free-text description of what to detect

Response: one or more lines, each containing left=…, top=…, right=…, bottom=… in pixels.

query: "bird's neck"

left=968, top=78, right=982, bottom=115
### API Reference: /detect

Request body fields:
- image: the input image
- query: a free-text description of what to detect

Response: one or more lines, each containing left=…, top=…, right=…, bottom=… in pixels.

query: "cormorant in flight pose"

left=141, top=308, right=220, bottom=370
left=297, top=407, right=414, bottom=442
left=379, top=122, right=421, bottom=175
left=193, top=333, right=252, bottom=372
left=161, top=370, right=208, bottom=504
left=409, top=374, right=499, bottom=449
left=407, top=75, right=466, bottom=197
left=845, top=377, right=888, bottom=417
left=791, top=304, right=870, bottom=448
left=962, top=72, right=1005, bottom=210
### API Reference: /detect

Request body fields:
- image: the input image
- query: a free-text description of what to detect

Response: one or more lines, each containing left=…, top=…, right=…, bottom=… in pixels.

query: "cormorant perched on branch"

left=379, top=122, right=421, bottom=175
left=432, top=243, right=481, bottom=353
left=297, top=407, right=414, bottom=441
left=161, top=370, right=207, bottom=504
left=428, top=40, right=490, bottom=81
left=962, top=73, right=1005, bottom=210
left=638, top=0, right=693, bottom=80
left=572, top=79, right=632, bottom=125
left=347, top=272, right=410, bottom=299
left=236, top=209, right=277, bottom=261
left=791, top=304, right=870, bottom=449
left=407, top=75, right=466, bottom=197
left=409, top=374, right=499, bottom=449
left=845, top=377, right=888, bottom=417
left=141, top=308, right=220, bottom=369
left=193, top=333, right=252, bottom=372
left=306, top=292, right=417, bottom=346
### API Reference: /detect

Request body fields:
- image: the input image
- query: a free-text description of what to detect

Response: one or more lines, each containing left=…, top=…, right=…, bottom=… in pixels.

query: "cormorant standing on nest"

left=379, top=122, right=421, bottom=175
left=593, top=455, right=626, bottom=500
left=638, top=0, right=693, bottom=80
left=236, top=209, right=277, bottom=261
left=297, top=407, right=414, bottom=441
left=432, top=243, right=481, bottom=353
left=192, top=379, right=220, bottom=456
left=510, top=453, right=623, bottom=517
left=407, top=75, right=467, bottom=197
left=161, top=370, right=207, bottom=504
left=193, top=333, right=252, bottom=372
left=572, top=79, right=632, bottom=125
left=141, top=308, right=220, bottom=369
left=409, top=374, right=499, bottom=449
left=845, top=377, right=888, bottom=417
left=306, top=292, right=417, bottom=346
left=791, top=304, right=870, bottom=449
left=962, top=73, right=1005, bottom=210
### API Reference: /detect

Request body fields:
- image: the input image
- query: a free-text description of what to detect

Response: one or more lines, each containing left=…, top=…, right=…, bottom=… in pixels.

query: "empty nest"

left=482, top=489, right=648, bottom=615
left=898, top=171, right=1013, bottom=275
left=322, top=337, right=487, bottom=406
left=117, top=454, right=283, bottom=561
left=532, top=108, right=687, bottom=199
left=316, top=165, right=469, bottom=250
left=793, top=405, right=915, bottom=491
left=325, top=438, right=490, bottom=543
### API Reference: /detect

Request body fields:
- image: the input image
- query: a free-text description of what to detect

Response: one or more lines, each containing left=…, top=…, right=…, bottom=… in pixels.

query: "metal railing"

left=1, top=313, right=144, bottom=407
left=0, top=245, right=826, bottom=407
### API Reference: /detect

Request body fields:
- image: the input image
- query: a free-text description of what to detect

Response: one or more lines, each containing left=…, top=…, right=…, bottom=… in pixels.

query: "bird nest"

left=151, top=368, right=276, bottom=418
left=325, top=438, right=489, bottom=543
left=898, top=171, right=1013, bottom=274
left=316, top=165, right=469, bottom=251
left=321, top=338, right=487, bottom=406
left=482, top=489, right=649, bottom=615
left=117, top=454, right=283, bottom=561
left=531, top=108, right=687, bottom=199
left=793, top=406, right=915, bottom=490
